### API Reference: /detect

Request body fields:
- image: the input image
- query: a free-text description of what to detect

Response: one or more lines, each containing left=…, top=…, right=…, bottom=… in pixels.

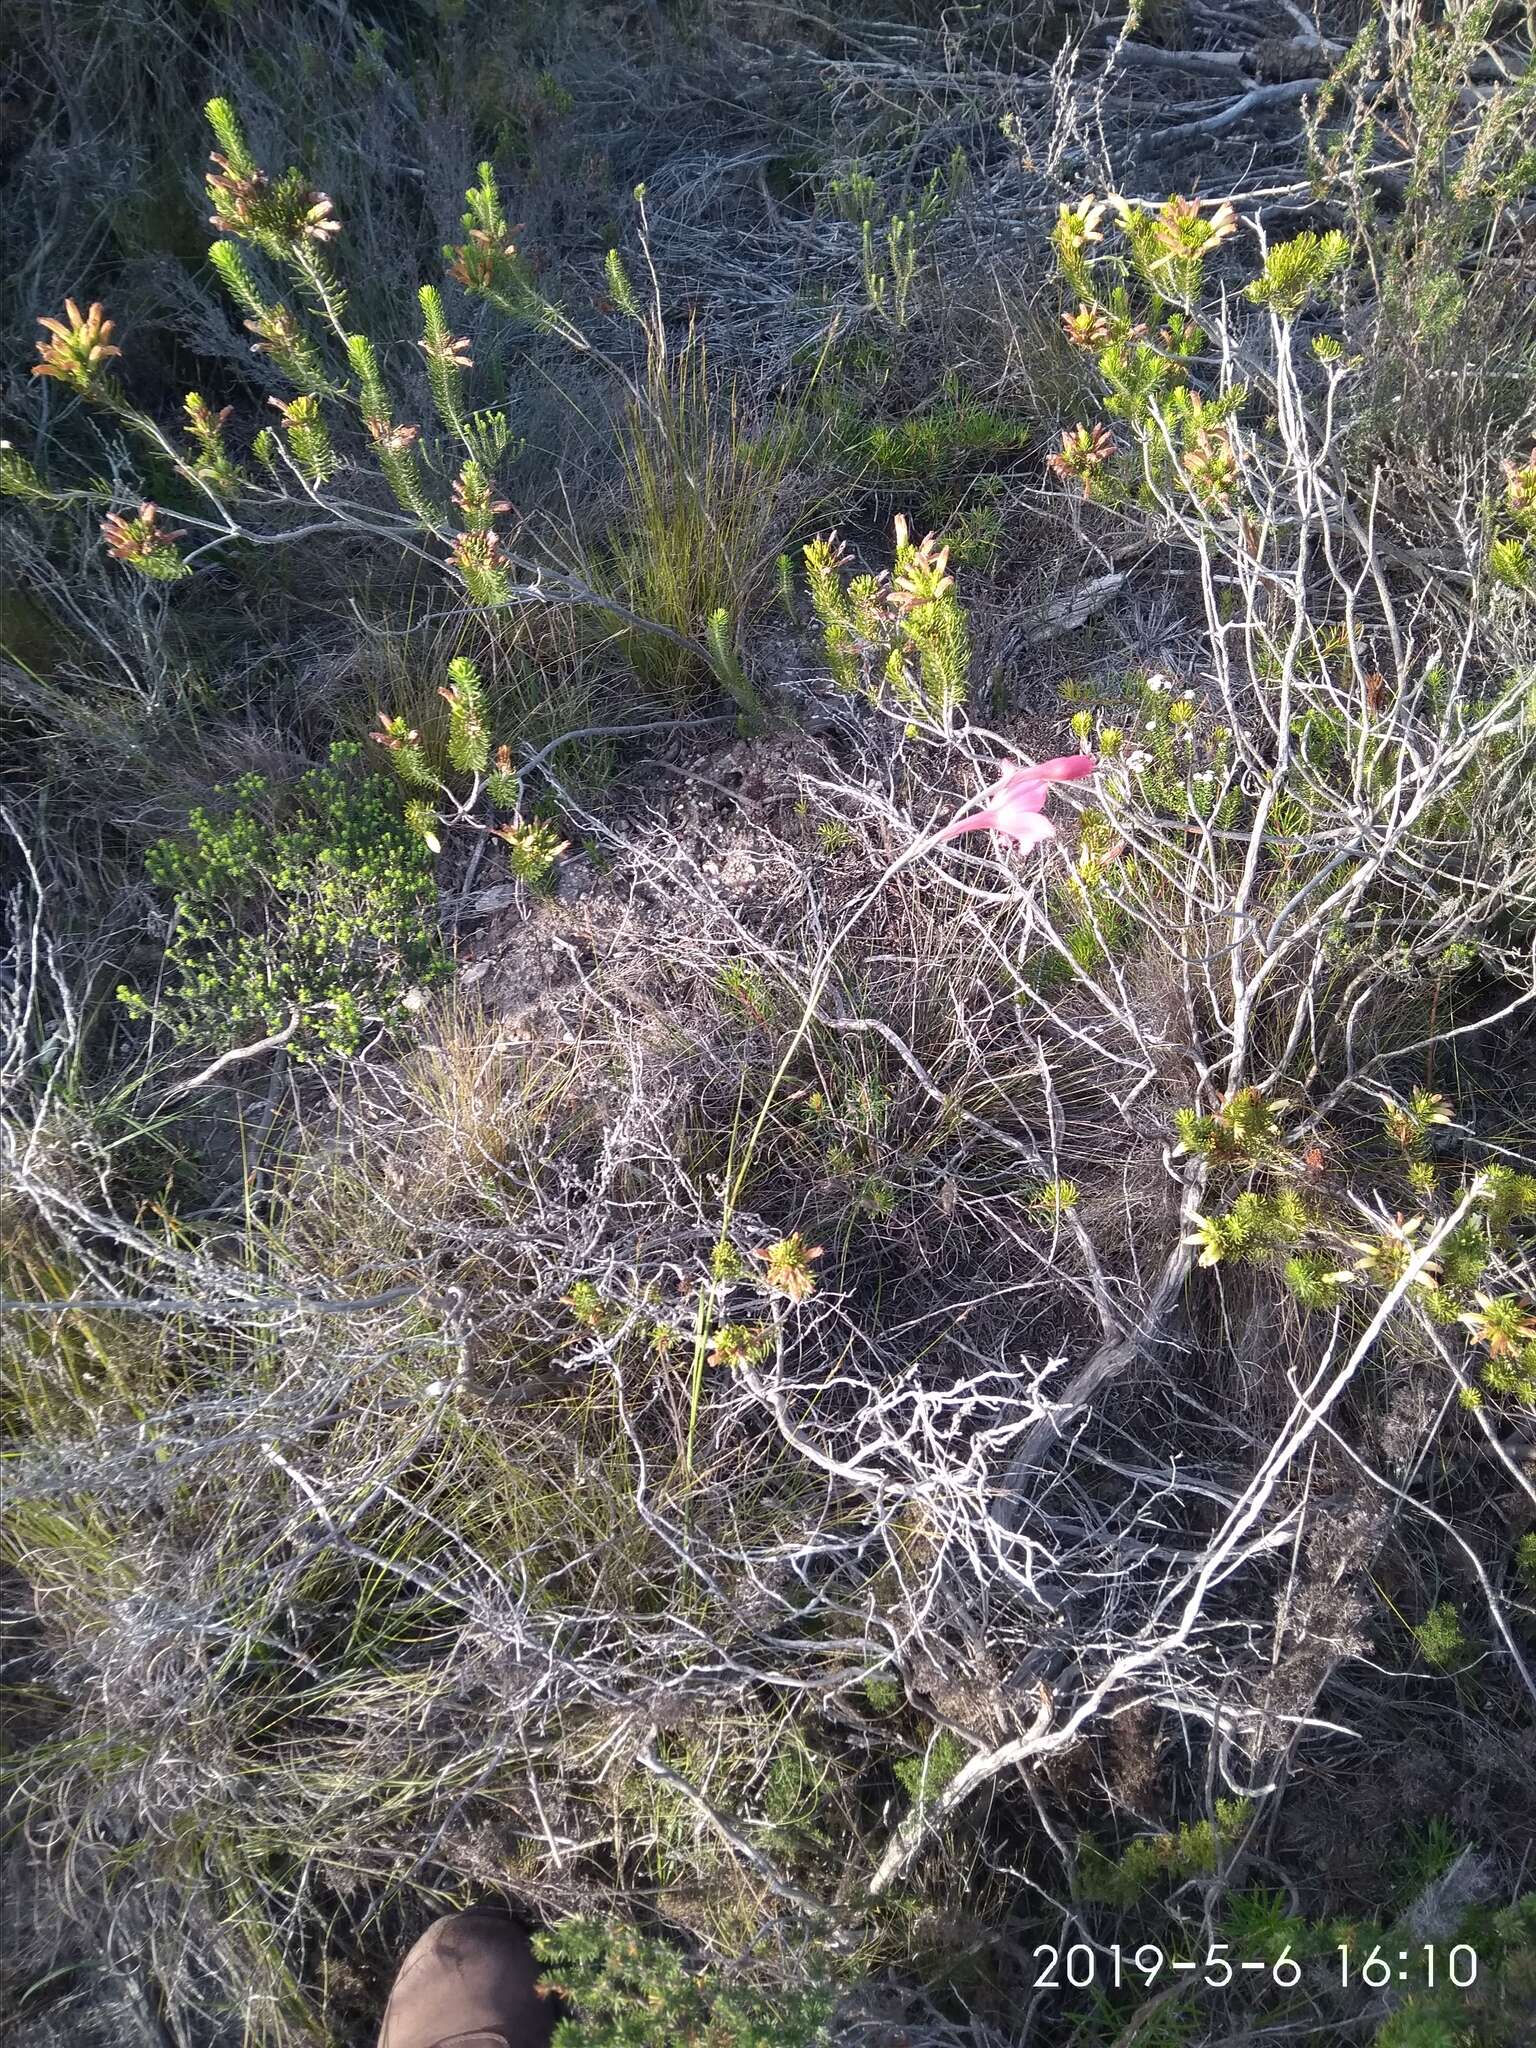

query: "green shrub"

left=1411, top=1602, right=1469, bottom=1672
left=1220, top=1888, right=1358, bottom=1968
left=1075, top=1798, right=1252, bottom=1910
left=1184, top=1189, right=1315, bottom=1271
left=1173, top=1087, right=1292, bottom=1166
left=832, top=374, right=1028, bottom=486
left=1375, top=1891, right=1536, bottom=2046
left=371, top=653, right=569, bottom=883
left=11, top=18, right=1536, bottom=2046
left=11, top=99, right=781, bottom=713
left=533, top=1919, right=836, bottom=2048
left=119, top=743, right=446, bottom=1061
left=1307, top=1, right=1536, bottom=455
left=803, top=515, right=969, bottom=718
left=1391, top=1818, right=1462, bottom=1907
left=839, top=151, right=961, bottom=326
left=1244, top=229, right=1350, bottom=319
left=893, top=1727, right=967, bottom=1808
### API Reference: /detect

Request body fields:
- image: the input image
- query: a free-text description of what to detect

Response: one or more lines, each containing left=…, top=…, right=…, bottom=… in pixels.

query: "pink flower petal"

left=972, top=766, right=1049, bottom=814
left=978, top=755, right=1095, bottom=806
left=1001, top=773, right=1052, bottom=813
left=994, top=809, right=1058, bottom=848
left=1024, top=753, right=1097, bottom=783
left=938, top=805, right=1056, bottom=848
left=935, top=811, right=989, bottom=843
left=936, top=752, right=1095, bottom=854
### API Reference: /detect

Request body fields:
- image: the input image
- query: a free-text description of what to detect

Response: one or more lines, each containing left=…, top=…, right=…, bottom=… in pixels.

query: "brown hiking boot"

left=377, top=1910, right=556, bottom=2048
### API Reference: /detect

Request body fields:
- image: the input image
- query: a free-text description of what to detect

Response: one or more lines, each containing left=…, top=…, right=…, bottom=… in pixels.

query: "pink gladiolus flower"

left=936, top=754, right=1096, bottom=850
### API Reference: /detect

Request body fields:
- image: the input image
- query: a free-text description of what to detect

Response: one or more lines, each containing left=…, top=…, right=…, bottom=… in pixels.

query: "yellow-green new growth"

left=495, top=816, right=568, bottom=889
left=1173, top=1087, right=1292, bottom=1164
left=604, top=247, right=643, bottom=324
left=1245, top=229, right=1349, bottom=319
left=347, top=332, right=437, bottom=518
left=705, top=609, right=762, bottom=722
left=183, top=393, right=240, bottom=494
left=211, top=233, right=329, bottom=390
left=0, top=439, right=50, bottom=502
left=1051, top=194, right=1110, bottom=302
left=417, top=285, right=471, bottom=437
left=1184, top=1187, right=1313, bottom=1268
left=439, top=656, right=490, bottom=776
left=204, top=97, right=344, bottom=305
left=802, top=517, right=969, bottom=716
left=101, top=501, right=190, bottom=581
left=268, top=393, right=336, bottom=484
left=445, top=163, right=546, bottom=326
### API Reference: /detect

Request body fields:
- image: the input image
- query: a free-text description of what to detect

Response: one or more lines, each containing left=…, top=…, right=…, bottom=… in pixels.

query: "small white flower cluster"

left=1127, top=748, right=1153, bottom=772
left=1145, top=671, right=1173, bottom=693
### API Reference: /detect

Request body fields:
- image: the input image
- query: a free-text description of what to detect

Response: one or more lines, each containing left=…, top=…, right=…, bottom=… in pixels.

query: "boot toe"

left=378, top=1911, right=553, bottom=2048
